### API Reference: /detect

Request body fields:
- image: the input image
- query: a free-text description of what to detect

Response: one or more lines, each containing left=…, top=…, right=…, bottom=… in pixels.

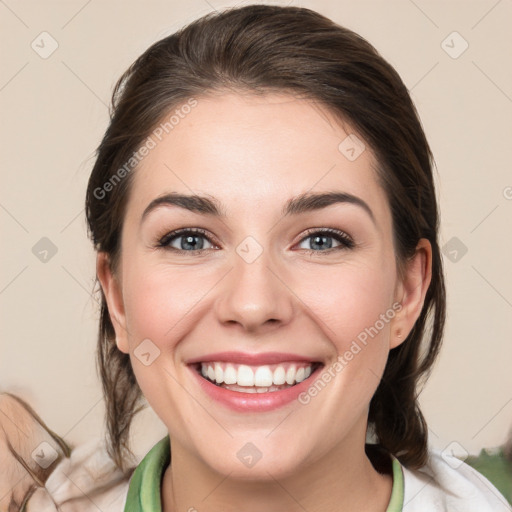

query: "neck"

left=161, top=428, right=393, bottom=512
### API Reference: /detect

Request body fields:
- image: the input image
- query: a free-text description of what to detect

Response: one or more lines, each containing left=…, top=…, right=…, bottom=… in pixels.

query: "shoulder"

left=400, top=447, right=512, bottom=511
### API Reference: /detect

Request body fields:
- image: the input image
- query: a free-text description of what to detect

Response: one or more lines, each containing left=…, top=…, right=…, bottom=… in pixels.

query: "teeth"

left=254, top=366, right=273, bottom=387
left=199, top=361, right=316, bottom=389
left=214, top=362, right=224, bottom=384
left=285, top=366, right=296, bottom=385
left=224, top=364, right=237, bottom=385
left=273, top=366, right=286, bottom=385
left=237, top=365, right=254, bottom=386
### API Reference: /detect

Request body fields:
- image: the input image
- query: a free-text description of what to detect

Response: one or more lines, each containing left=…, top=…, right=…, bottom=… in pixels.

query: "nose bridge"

left=214, top=235, right=294, bottom=331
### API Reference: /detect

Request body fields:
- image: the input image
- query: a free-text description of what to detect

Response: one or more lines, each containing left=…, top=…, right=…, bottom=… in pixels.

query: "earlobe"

left=390, top=238, right=432, bottom=349
left=96, top=252, right=130, bottom=354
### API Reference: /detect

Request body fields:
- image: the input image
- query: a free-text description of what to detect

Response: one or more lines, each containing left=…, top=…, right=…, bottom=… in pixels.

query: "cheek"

left=294, top=260, right=397, bottom=407
left=298, top=260, right=397, bottom=347
left=119, top=261, right=203, bottom=436
left=122, top=261, right=198, bottom=346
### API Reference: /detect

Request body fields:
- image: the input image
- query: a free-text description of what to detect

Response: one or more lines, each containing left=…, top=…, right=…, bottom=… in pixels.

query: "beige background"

left=1, top=0, right=511, bottom=462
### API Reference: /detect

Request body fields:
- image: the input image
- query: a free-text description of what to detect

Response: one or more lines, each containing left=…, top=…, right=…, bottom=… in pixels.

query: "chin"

left=192, top=436, right=309, bottom=482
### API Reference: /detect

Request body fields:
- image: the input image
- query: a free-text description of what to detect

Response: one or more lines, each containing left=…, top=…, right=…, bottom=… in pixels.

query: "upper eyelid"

left=298, top=228, right=354, bottom=248
left=158, top=228, right=218, bottom=246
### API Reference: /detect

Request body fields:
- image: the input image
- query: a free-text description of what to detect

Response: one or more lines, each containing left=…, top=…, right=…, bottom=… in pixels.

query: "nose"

left=214, top=244, right=295, bottom=333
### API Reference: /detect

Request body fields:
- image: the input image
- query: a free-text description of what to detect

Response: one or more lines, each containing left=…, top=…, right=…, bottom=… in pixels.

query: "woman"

left=1, top=4, right=509, bottom=511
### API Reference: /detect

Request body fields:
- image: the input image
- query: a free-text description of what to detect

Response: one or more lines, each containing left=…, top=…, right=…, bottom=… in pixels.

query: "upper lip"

left=186, top=351, right=321, bottom=366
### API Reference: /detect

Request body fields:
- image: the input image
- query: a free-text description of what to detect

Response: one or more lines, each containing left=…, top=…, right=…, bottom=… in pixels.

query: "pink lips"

left=187, top=351, right=322, bottom=412
left=186, top=351, right=318, bottom=366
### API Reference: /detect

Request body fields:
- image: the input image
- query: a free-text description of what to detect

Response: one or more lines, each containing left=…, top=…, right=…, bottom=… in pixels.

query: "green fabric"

left=124, top=435, right=404, bottom=511
left=465, top=447, right=512, bottom=505
left=387, top=455, right=405, bottom=512
left=124, top=435, right=170, bottom=512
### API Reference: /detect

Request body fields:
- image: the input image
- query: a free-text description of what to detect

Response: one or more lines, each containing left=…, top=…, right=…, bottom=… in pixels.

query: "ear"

left=390, top=238, right=432, bottom=349
left=96, top=252, right=130, bottom=354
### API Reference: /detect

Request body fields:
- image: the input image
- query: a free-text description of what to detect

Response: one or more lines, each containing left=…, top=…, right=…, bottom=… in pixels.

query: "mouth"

left=187, top=351, right=325, bottom=412
left=194, top=361, right=323, bottom=393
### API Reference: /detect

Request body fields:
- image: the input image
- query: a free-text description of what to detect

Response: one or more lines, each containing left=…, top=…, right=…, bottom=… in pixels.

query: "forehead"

left=126, top=92, right=390, bottom=223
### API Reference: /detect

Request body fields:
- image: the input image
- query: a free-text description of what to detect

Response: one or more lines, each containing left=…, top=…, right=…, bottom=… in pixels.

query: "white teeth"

left=214, top=362, right=224, bottom=384
left=273, top=366, right=286, bottom=385
left=285, top=366, right=296, bottom=385
left=295, top=367, right=305, bottom=383
left=254, top=366, right=273, bottom=387
left=223, top=364, right=237, bottom=385
left=237, top=365, right=254, bottom=386
left=199, top=361, right=316, bottom=389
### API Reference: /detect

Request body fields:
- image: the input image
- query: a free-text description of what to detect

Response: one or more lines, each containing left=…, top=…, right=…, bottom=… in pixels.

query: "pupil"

left=312, top=235, right=332, bottom=250
left=183, top=235, right=203, bottom=250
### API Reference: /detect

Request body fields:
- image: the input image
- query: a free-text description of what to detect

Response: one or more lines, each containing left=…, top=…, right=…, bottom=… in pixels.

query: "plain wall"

left=1, top=0, right=511, bottom=462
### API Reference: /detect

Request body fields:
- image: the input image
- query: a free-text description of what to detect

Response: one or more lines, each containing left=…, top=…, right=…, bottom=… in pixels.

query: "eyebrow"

left=141, top=191, right=375, bottom=224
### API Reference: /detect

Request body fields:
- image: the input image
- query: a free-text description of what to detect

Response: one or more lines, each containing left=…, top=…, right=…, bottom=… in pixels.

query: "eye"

left=296, top=228, right=354, bottom=252
left=156, top=227, right=354, bottom=254
left=157, top=228, right=217, bottom=252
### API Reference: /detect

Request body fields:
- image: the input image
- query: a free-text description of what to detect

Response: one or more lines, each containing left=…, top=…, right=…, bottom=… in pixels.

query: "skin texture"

left=97, top=92, right=432, bottom=512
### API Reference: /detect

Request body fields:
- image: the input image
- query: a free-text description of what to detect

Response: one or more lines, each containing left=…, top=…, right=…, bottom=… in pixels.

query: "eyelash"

left=156, top=227, right=355, bottom=254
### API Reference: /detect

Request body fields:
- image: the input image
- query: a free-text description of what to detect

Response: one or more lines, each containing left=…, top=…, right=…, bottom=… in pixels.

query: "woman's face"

left=100, top=92, right=429, bottom=478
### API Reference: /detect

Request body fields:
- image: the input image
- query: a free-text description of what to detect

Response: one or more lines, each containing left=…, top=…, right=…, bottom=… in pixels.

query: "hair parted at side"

left=85, top=4, right=445, bottom=472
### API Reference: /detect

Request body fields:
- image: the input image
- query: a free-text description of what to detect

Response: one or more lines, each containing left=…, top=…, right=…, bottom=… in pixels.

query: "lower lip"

left=189, top=364, right=322, bottom=412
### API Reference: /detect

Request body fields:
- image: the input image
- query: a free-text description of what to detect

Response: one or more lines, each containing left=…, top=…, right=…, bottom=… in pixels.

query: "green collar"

left=124, top=435, right=404, bottom=512
left=124, top=436, right=170, bottom=512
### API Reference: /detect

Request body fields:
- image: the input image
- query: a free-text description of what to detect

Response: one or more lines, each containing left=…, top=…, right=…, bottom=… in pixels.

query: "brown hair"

left=85, top=4, right=445, bottom=472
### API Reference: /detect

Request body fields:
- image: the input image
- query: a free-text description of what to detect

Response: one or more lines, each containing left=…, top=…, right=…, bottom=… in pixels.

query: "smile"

left=198, top=361, right=320, bottom=393
left=188, top=352, right=324, bottom=412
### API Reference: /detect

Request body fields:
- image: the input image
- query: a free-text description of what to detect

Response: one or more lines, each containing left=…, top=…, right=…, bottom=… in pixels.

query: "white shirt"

left=401, top=449, right=511, bottom=511
left=6, top=436, right=511, bottom=511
